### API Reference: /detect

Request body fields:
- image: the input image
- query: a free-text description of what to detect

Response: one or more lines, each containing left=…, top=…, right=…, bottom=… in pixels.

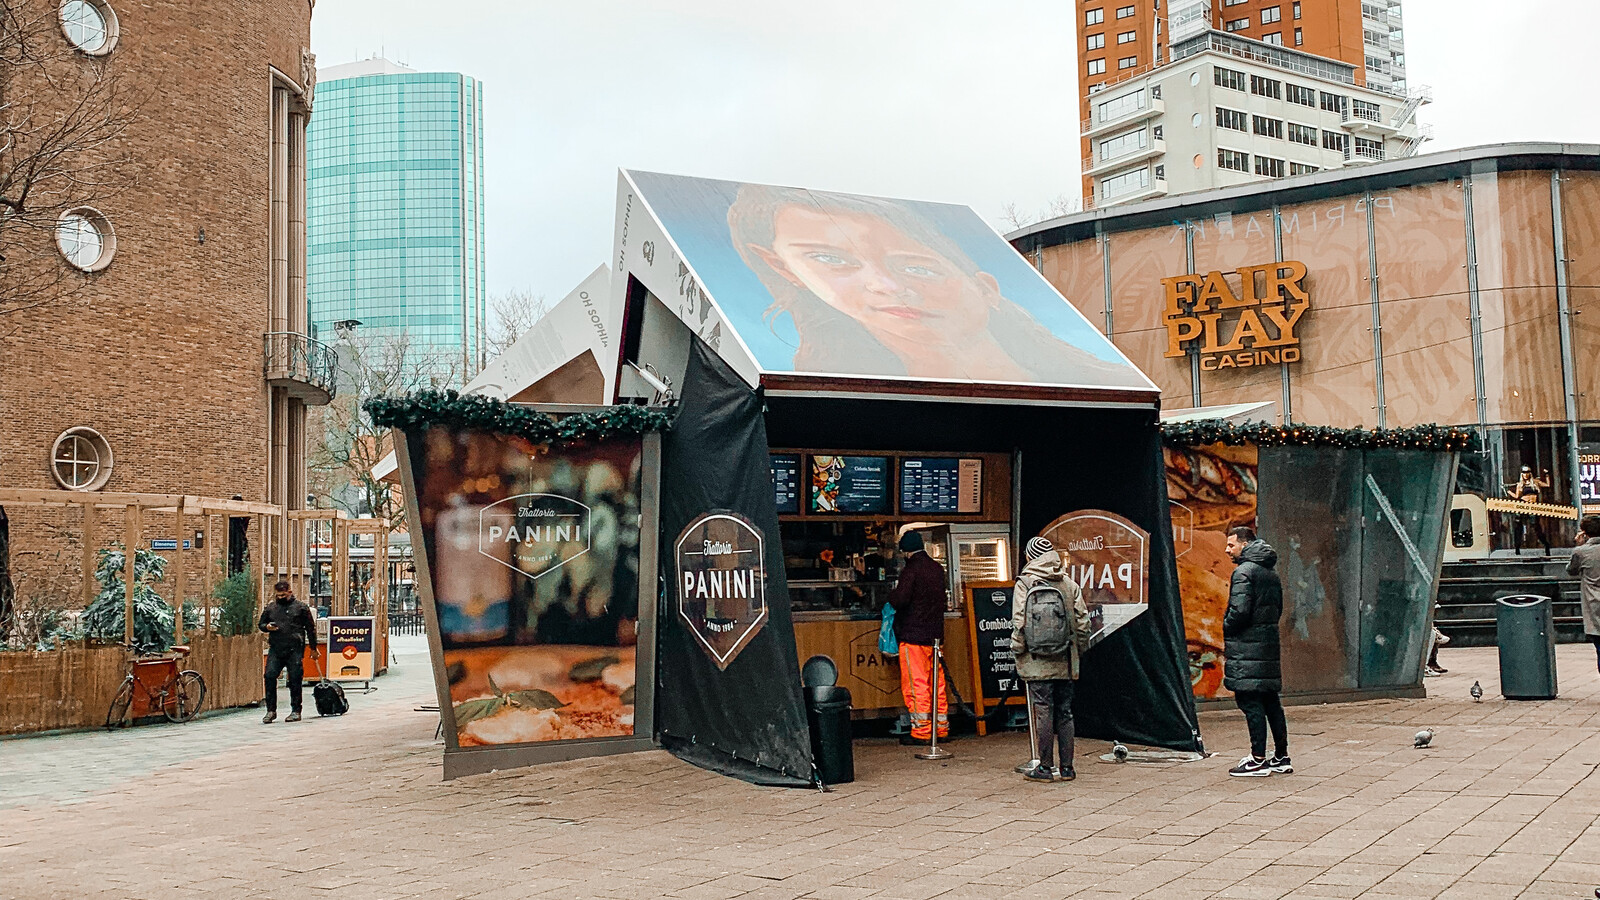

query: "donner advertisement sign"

left=675, top=511, right=769, bottom=671
left=1162, top=261, right=1311, bottom=371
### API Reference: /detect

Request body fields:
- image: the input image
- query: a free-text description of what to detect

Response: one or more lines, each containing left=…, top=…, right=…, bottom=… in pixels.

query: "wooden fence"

left=0, top=633, right=267, bottom=735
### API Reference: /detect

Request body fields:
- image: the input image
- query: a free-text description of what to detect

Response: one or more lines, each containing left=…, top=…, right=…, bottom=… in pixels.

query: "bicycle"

left=105, top=645, right=208, bottom=728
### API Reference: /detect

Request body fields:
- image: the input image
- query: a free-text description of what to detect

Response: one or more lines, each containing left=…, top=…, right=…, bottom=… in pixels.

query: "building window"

left=1089, top=82, right=1107, bottom=93
left=1250, top=75, right=1282, bottom=99
left=1322, top=130, right=1350, bottom=152
left=55, top=208, right=116, bottom=272
left=1088, top=58, right=1107, bottom=75
left=1101, top=167, right=1152, bottom=199
left=1287, top=122, right=1318, bottom=145
left=1116, top=5, right=1136, bottom=17
left=1087, top=8, right=1104, bottom=25
left=1216, top=107, right=1248, bottom=131
left=1217, top=148, right=1250, bottom=172
left=1320, top=91, right=1348, bottom=113
left=1118, top=56, right=1138, bottom=69
left=1293, top=1, right=1302, bottom=18
left=1252, top=115, right=1284, bottom=139
left=1100, top=128, right=1150, bottom=162
left=1354, top=137, right=1385, bottom=160
left=1087, top=33, right=1105, bottom=50
left=1225, top=17, right=1249, bottom=31
left=51, top=427, right=114, bottom=491
left=1263, top=32, right=1283, bottom=44
left=1254, top=155, right=1286, bottom=178
left=1215, top=66, right=1246, bottom=91
left=59, top=0, right=118, bottom=55
left=1351, top=98, right=1382, bottom=122
left=1262, top=6, right=1282, bottom=24
left=1224, top=0, right=1247, bottom=5
left=1118, top=30, right=1137, bottom=43
left=1096, top=89, right=1148, bottom=122
left=1286, top=83, right=1316, bottom=106
left=1290, top=162, right=1319, bottom=176
left=1294, top=27, right=1303, bottom=45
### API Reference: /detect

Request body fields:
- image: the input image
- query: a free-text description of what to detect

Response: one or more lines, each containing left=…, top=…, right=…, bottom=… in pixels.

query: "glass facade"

left=307, top=67, right=486, bottom=382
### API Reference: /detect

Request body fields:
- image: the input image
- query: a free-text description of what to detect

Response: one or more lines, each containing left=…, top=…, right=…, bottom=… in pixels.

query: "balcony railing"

left=264, top=331, right=337, bottom=403
left=1345, top=144, right=1387, bottom=163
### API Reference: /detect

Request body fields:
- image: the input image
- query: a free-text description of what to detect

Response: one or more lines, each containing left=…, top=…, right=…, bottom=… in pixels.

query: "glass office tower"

left=308, top=58, right=486, bottom=383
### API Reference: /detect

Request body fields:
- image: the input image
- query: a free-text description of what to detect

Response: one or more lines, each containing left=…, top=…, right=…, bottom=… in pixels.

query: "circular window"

left=51, top=427, right=114, bottom=491
left=60, top=0, right=119, bottom=55
left=1190, top=72, right=1201, bottom=87
left=1193, top=154, right=1204, bottom=168
left=56, top=208, right=115, bottom=272
left=1191, top=113, right=1202, bottom=127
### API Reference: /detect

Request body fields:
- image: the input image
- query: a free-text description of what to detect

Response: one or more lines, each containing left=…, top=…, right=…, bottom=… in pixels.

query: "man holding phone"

left=258, top=580, right=318, bottom=723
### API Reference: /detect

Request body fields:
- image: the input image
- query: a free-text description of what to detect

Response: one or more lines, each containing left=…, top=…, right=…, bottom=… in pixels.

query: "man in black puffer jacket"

left=1223, top=527, right=1290, bottom=777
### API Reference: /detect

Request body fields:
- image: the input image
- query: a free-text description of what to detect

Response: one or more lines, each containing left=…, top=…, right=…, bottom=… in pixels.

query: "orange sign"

left=1161, top=261, right=1311, bottom=370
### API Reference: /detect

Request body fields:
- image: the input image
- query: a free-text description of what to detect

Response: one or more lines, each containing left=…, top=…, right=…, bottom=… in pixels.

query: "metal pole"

left=1550, top=169, right=1584, bottom=516
left=916, top=640, right=953, bottom=760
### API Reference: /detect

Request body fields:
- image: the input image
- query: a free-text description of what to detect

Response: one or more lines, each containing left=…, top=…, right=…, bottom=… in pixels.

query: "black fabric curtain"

left=764, top=396, right=1202, bottom=753
left=656, top=339, right=815, bottom=786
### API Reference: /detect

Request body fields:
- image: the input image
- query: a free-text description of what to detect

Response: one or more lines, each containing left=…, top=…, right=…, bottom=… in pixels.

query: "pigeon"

left=1414, top=729, right=1434, bottom=749
left=1112, top=742, right=1130, bottom=762
left=1470, top=681, right=1483, bottom=702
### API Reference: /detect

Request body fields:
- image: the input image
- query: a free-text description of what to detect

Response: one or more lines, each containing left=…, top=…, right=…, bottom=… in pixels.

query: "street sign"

left=149, top=539, right=191, bottom=551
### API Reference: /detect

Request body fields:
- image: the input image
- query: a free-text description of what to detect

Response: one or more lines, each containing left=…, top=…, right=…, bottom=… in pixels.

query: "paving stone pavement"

left=3, top=643, right=1600, bottom=900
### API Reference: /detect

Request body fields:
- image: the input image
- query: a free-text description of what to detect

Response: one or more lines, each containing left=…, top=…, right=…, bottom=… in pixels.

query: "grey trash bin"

left=1495, top=594, right=1557, bottom=700
left=801, top=655, right=854, bottom=785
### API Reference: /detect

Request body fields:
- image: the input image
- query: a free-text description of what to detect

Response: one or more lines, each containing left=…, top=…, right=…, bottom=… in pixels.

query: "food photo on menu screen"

left=809, top=455, right=890, bottom=514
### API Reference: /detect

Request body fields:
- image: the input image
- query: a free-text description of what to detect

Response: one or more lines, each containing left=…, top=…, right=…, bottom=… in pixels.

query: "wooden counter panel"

left=793, top=615, right=975, bottom=715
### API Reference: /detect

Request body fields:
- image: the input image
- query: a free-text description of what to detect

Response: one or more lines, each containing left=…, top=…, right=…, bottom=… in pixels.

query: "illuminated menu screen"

left=809, top=456, right=890, bottom=514
left=900, top=458, right=982, bottom=514
left=771, top=454, right=801, bottom=515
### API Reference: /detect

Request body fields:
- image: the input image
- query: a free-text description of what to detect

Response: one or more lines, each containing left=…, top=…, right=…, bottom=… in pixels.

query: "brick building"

left=0, top=0, right=325, bottom=580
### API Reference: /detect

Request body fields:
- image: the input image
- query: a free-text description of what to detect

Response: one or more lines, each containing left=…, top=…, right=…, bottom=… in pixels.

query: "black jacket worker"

left=259, top=581, right=318, bottom=723
left=886, top=531, right=949, bottom=742
left=1223, top=527, right=1291, bottom=777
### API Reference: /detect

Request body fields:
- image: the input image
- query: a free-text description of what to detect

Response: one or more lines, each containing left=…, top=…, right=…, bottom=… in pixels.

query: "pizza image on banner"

left=675, top=511, right=769, bottom=670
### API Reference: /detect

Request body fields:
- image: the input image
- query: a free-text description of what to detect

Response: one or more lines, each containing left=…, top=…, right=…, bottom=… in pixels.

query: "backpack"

left=1022, top=582, right=1072, bottom=658
left=314, top=679, right=348, bottom=716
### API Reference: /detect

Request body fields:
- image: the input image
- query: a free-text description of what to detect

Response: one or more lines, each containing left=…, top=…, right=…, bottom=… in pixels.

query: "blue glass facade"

left=308, top=68, right=486, bottom=381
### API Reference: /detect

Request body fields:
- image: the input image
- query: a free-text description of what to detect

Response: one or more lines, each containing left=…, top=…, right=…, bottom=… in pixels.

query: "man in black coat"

left=1223, top=527, right=1290, bottom=777
left=259, top=580, right=319, bottom=723
left=887, top=531, right=950, bottom=744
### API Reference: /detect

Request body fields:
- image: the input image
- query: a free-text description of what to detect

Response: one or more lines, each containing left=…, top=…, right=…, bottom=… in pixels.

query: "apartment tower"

left=1075, top=0, right=1422, bottom=207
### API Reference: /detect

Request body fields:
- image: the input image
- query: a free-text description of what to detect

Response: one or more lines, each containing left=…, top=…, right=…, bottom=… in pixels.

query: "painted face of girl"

left=751, top=206, right=1001, bottom=345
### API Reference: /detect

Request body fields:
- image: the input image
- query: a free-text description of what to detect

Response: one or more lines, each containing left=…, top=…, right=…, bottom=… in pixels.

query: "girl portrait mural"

left=624, top=171, right=1152, bottom=391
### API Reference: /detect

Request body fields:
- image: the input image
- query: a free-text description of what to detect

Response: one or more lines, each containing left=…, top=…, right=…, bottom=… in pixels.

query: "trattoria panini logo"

left=675, top=511, right=768, bottom=671
left=1161, top=261, right=1311, bottom=371
left=479, top=493, right=591, bottom=581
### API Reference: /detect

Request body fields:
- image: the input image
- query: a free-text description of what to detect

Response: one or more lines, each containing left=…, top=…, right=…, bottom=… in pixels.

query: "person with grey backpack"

left=1011, top=536, right=1092, bottom=783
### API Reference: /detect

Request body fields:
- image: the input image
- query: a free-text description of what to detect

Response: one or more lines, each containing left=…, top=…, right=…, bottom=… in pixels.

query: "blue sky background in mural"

left=628, top=170, right=1150, bottom=389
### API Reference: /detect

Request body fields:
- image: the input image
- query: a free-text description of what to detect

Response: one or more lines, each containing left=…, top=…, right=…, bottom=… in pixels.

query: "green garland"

left=364, top=390, right=674, bottom=446
left=1161, top=419, right=1477, bottom=452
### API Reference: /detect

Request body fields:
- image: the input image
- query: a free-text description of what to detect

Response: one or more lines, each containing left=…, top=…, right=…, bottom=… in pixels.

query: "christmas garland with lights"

left=364, top=390, right=674, bottom=446
left=1161, top=419, right=1477, bottom=452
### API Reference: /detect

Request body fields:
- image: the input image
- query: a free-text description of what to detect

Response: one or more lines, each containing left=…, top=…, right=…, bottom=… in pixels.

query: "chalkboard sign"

left=809, top=455, right=890, bottom=514
left=770, top=454, right=800, bottom=514
left=964, top=581, right=1024, bottom=733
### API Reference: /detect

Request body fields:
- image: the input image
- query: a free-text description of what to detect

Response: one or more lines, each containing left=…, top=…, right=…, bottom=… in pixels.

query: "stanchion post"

left=916, top=639, right=953, bottom=760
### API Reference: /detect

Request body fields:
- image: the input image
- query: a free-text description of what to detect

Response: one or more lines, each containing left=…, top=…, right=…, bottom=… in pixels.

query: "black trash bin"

left=1495, top=594, right=1557, bottom=700
left=801, top=655, right=854, bottom=785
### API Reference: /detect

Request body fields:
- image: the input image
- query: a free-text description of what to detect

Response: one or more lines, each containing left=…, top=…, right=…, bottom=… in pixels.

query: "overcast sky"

left=310, top=0, right=1598, bottom=305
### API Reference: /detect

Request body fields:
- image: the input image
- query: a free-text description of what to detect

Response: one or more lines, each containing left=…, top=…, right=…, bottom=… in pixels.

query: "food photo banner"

left=385, top=399, right=665, bottom=778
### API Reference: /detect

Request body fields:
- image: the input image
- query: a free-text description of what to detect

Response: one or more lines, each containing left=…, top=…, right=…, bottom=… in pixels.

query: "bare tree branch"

left=0, top=0, right=143, bottom=316
left=485, top=288, right=549, bottom=360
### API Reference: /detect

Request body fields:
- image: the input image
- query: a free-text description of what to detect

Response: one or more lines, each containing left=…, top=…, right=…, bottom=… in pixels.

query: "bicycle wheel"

left=105, top=677, right=135, bottom=729
left=164, top=671, right=207, bottom=723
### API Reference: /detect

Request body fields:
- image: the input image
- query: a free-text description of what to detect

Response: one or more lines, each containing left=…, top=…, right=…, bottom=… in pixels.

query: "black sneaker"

left=1228, top=755, right=1271, bottom=777
left=1267, top=755, right=1293, bottom=774
left=1056, top=767, right=1077, bottom=782
left=1023, top=764, right=1054, bottom=783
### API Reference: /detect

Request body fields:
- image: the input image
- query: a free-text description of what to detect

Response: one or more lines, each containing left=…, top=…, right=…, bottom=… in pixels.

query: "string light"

left=1162, top=419, right=1476, bottom=452
left=365, top=390, right=675, bottom=447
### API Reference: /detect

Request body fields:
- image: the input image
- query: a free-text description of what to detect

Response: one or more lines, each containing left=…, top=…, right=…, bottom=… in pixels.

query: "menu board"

left=900, top=458, right=983, bottom=514
left=770, top=454, right=801, bottom=514
left=809, top=455, right=890, bottom=514
left=964, top=581, right=1024, bottom=733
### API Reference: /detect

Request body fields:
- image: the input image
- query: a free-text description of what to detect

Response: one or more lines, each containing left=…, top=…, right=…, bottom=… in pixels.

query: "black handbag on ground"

left=311, top=655, right=349, bottom=716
